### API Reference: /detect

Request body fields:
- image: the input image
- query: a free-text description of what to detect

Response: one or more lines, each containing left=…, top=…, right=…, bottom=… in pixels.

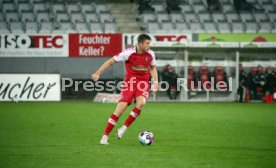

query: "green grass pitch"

left=0, top=101, right=276, bottom=168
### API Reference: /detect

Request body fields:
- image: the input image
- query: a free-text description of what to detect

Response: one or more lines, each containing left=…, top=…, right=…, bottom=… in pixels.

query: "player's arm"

left=91, top=58, right=116, bottom=81
left=150, top=66, right=159, bottom=94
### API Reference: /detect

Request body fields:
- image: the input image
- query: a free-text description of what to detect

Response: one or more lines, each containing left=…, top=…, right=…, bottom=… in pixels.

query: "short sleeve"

left=149, top=50, right=156, bottom=66
left=113, top=48, right=134, bottom=62
left=113, top=51, right=128, bottom=62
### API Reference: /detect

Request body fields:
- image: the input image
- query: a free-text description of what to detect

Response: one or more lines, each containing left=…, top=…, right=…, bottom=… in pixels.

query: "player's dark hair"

left=137, top=34, right=151, bottom=44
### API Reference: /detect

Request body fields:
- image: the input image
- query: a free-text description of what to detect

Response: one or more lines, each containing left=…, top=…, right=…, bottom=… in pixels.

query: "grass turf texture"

left=0, top=102, right=276, bottom=168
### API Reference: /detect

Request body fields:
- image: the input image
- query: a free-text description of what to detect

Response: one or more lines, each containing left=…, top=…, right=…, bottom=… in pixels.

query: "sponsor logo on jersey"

left=132, top=66, right=148, bottom=71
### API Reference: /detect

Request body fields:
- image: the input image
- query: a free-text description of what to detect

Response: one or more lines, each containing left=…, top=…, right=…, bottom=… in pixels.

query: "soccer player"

left=91, top=34, right=159, bottom=145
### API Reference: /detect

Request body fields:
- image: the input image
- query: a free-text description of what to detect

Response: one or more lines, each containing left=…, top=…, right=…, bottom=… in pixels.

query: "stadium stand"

left=0, top=0, right=275, bottom=33
left=136, top=0, right=276, bottom=33
left=0, top=0, right=116, bottom=33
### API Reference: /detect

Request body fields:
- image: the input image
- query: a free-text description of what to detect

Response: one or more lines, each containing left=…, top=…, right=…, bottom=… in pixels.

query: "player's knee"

left=114, top=111, right=123, bottom=117
left=136, top=102, right=146, bottom=110
left=114, top=105, right=127, bottom=117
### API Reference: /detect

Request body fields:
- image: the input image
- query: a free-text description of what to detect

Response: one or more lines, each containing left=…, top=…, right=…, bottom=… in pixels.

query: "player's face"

left=139, top=39, right=151, bottom=52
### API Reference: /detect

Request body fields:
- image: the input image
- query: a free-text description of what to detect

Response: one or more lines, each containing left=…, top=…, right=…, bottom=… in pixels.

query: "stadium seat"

left=151, top=4, right=166, bottom=12
left=190, top=22, right=205, bottom=33
left=25, top=21, right=39, bottom=33
left=187, top=66, right=197, bottom=90
left=160, top=21, right=175, bottom=33
left=232, top=22, right=244, bottom=33
left=37, top=11, right=50, bottom=22
left=258, top=21, right=273, bottom=33
left=157, top=12, right=171, bottom=23
left=254, top=12, right=269, bottom=22
left=80, top=3, right=95, bottom=14
left=193, top=4, right=207, bottom=13
left=262, top=4, right=275, bottom=13
left=95, top=3, right=110, bottom=14
left=141, top=12, right=157, bottom=23
left=59, top=21, right=74, bottom=32
left=21, top=11, right=35, bottom=22
left=198, top=12, right=212, bottom=22
left=0, top=13, right=5, bottom=22
left=75, top=22, right=89, bottom=33
left=2, top=2, right=16, bottom=13
left=175, top=22, right=190, bottom=32
left=33, top=2, right=49, bottom=13
left=268, top=12, right=276, bottom=23
left=71, top=12, right=85, bottom=23
left=52, top=3, right=66, bottom=14
left=66, top=3, right=80, bottom=13
left=189, top=0, right=204, bottom=5
left=6, top=11, right=20, bottom=22
left=39, top=22, right=54, bottom=33
left=217, top=22, right=231, bottom=33
left=10, top=21, right=24, bottom=33
left=170, top=12, right=185, bottom=23
left=203, top=22, right=218, bottom=33
left=56, top=11, right=70, bottom=22
left=99, top=12, right=114, bottom=23
left=240, top=12, right=255, bottom=23
left=18, top=2, right=32, bottom=13
left=198, top=66, right=211, bottom=90
left=212, top=13, right=227, bottom=23
left=213, top=66, right=228, bottom=90
left=89, top=22, right=104, bottom=33
left=0, top=21, right=10, bottom=33
left=140, top=12, right=157, bottom=29
left=184, top=13, right=198, bottom=22
left=85, top=12, right=99, bottom=23
left=245, top=21, right=258, bottom=33
left=104, top=22, right=118, bottom=33
left=146, top=22, right=161, bottom=33
left=225, top=12, right=241, bottom=23
left=179, top=4, right=193, bottom=13
left=222, top=4, right=234, bottom=12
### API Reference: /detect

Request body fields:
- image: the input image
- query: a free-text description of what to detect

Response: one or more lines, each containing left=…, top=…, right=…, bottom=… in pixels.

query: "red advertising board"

left=69, top=34, right=122, bottom=57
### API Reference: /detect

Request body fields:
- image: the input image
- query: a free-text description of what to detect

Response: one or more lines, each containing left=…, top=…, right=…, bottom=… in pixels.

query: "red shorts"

left=118, top=80, right=150, bottom=105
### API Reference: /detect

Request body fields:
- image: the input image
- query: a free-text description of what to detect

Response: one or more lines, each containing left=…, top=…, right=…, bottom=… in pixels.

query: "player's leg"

left=100, top=102, right=128, bottom=145
left=100, top=86, right=134, bottom=145
left=114, top=102, right=129, bottom=117
left=116, top=94, right=147, bottom=139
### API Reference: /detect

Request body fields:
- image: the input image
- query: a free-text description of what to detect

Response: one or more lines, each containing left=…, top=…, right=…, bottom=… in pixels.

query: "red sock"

left=104, top=114, right=119, bottom=136
left=124, top=107, right=141, bottom=127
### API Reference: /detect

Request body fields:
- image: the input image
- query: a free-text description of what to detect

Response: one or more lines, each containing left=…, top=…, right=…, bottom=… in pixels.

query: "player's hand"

left=150, top=82, right=159, bottom=94
left=91, top=73, right=100, bottom=81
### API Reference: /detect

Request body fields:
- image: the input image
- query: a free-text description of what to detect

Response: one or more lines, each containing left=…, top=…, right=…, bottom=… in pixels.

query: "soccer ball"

left=138, top=130, right=154, bottom=145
